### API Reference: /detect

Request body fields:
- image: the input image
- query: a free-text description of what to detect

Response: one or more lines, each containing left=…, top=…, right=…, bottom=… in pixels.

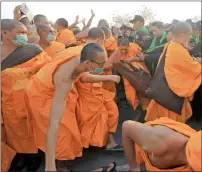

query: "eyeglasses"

left=90, top=60, right=106, bottom=68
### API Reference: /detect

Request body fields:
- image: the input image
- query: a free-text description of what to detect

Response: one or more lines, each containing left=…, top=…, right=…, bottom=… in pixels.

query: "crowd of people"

left=1, top=3, right=201, bottom=172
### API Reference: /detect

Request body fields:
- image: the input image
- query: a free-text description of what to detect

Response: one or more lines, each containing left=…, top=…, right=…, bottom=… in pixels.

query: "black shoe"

left=26, top=154, right=42, bottom=172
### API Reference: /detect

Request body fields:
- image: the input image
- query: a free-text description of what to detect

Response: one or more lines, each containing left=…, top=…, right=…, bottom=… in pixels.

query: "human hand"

left=91, top=9, right=95, bottom=17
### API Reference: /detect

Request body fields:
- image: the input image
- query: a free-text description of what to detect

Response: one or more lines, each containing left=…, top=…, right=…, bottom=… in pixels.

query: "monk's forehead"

left=13, top=22, right=27, bottom=32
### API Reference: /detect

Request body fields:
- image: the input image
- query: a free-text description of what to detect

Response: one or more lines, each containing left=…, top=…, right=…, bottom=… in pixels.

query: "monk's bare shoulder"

left=53, top=56, right=80, bottom=84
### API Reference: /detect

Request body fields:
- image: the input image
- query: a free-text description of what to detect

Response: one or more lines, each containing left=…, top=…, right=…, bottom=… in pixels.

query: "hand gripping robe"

left=25, top=46, right=83, bottom=160
left=145, top=42, right=201, bottom=123
left=75, top=79, right=119, bottom=148
left=1, top=51, right=52, bottom=154
left=44, top=41, right=65, bottom=58
left=135, top=117, right=201, bottom=171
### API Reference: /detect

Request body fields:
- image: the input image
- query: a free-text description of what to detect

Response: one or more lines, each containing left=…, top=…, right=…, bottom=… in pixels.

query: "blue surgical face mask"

left=90, top=68, right=104, bottom=74
left=47, top=33, right=56, bottom=42
left=12, top=34, right=28, bottom=47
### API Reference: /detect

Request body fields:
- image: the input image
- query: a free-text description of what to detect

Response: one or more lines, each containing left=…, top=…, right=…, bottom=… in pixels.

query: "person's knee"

left=122, top=120, right=136, bottom=134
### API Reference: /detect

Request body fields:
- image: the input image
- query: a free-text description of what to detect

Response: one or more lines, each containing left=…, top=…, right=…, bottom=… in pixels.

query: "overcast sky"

left=2, top=2, right=201, bottom=27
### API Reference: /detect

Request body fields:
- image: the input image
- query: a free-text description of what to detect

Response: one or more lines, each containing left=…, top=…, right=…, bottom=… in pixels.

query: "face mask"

left=90, top=68, right=103, bottom=74
left=12, top=34, right=28, bottom=47
left=47, top=33, right=56, bottom=42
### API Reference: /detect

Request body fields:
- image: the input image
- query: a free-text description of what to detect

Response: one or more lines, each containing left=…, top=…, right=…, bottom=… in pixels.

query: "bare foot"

left=106, top=133, right=118, bottom=149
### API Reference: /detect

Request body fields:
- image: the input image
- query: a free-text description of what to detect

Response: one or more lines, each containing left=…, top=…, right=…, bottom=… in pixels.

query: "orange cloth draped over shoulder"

left=25, top=46, right=83, bottom=160
left=56, top=29, right=77, bottom=46
left=75, top=78, right=119, bottom=148
left=104, top=36, right=117, bottom=56
left=44, top=41, right=65, bottom=58
left=135, top=117, right=201, bottom=171
left=1, top=123, right=16, bottom=171
left=108, top=43, right=150, bottom=110
left=145, top=42, right=201, bottom=123
left=1, top=51, right=51, bottom=154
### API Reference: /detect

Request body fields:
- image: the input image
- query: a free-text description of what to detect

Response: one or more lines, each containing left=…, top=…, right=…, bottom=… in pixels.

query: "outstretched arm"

left=122, top=120, right=167, bottom=171
left=45, top=79, right=73, bottom=172
left=68, top=15, right=80, bottom=30
left=85, top=10, right=95, bottom=28
left=80, top=74, right=120, bottom=83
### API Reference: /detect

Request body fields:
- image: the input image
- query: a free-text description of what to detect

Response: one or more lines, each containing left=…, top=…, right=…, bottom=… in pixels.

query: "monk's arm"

left=80, top=74, right=120, bottom=83
left=68, top=15, right=79, bottom=30
left=86, top=11, right=95, bottom=28
left=45, top=80, right=73, bottom=171
left=122, top=120, right=167, bottom=170
left=75, top=29, right=89, bottom=40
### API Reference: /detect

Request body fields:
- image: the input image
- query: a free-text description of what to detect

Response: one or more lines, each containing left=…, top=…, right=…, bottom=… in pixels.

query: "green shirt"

left=131, top=26, right=149, bottom=37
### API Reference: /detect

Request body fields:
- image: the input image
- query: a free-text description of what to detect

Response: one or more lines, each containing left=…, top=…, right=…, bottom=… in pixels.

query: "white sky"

left=1, top=2, right=201, bottom=27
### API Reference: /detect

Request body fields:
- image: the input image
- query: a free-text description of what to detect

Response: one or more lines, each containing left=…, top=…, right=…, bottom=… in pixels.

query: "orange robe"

left=108, top=43, right=150, bottom=110
left=75, top=80, right=118, bottom=148
left=56, top=29, right=77, bottom=47
left=145, top=42, right=201, bottom=123
left=135, top=117, right=201, bottom=171
left=104, top=36, right=117, bottom=56
left=25, top=46, right=83, bottom=160
left=44, top=41, right=65, bottom=58
left=1, top=51, right=51, bottom=154
left=1, top=122, right=16, bottom=171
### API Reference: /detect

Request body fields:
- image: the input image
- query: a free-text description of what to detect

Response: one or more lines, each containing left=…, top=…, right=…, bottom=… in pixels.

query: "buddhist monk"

left=146, top=22, right=201, bottom=123
left=27, top=14, right=49, bottom=44
left=1, top=19, right=52, bottom=171
left=25, top=42, right=120, bottom=171
left=75, top=28, right=119, bottom=150
left=20, top=16, right=30, bottom=27
left=33, top=14, right=49, bottom=26
left=97, top=19, right=110, bottom=28
left=37, top=24, right=65, bottom=58
left=55, top=18, right=77, bottom=47
left=100, top=26, right=117, bottom=93
left=101, top=26, right=117, bottom=56
left=122, top=117, right=201, bottom=171
left=107, top=37, right=150, bottom=112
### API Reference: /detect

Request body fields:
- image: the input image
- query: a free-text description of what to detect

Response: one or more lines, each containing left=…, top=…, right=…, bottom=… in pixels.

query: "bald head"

left=101, top=26, right=112, bottom=39
left=88, top=27, right=105, bottom=40
left=98, top=19, right=109, bottom=28
left=37, top=24, right=53, bottom=33
left=173, top=22, right=192, bottom=36
left=80, top=43, right=105, bottom=63
left=20, top=17, right=30, bottom=27
left=1, top=19, right=24, bottom=32
left=34, top=14, right=48, bottom=26
left=55, top=18, right=68, bottom=28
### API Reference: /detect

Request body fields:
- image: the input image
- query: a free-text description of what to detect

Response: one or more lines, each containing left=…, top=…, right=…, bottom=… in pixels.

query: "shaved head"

left=88, top=27, right=105, bottom=40
left=1, top=19, right=24, bottom=32
left=72, top=27, right=81, bottom=35
left=34, top=14, right=48, bottom=26
left=101, top=26, right=112, bottom=39
left=37, top=24, right=53, bottom=33
left=55, top=18, right=68, bottom=28
left=117, top=37, right=129, bottom=47
left=173, top=22, right=192, bottom=36
left=20, top=17, right=30, bottom=27
left=98, top=19, right=109, bottom=28
left=80, top=43, right=105, bottom=63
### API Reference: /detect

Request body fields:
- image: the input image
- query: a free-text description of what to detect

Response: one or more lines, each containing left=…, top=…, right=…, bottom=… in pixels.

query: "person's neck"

left=171, top=38, right=186, bottom=48
left=1, top=42, right=17, bottom=62
left=38, top=40, right=51, bottom=50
